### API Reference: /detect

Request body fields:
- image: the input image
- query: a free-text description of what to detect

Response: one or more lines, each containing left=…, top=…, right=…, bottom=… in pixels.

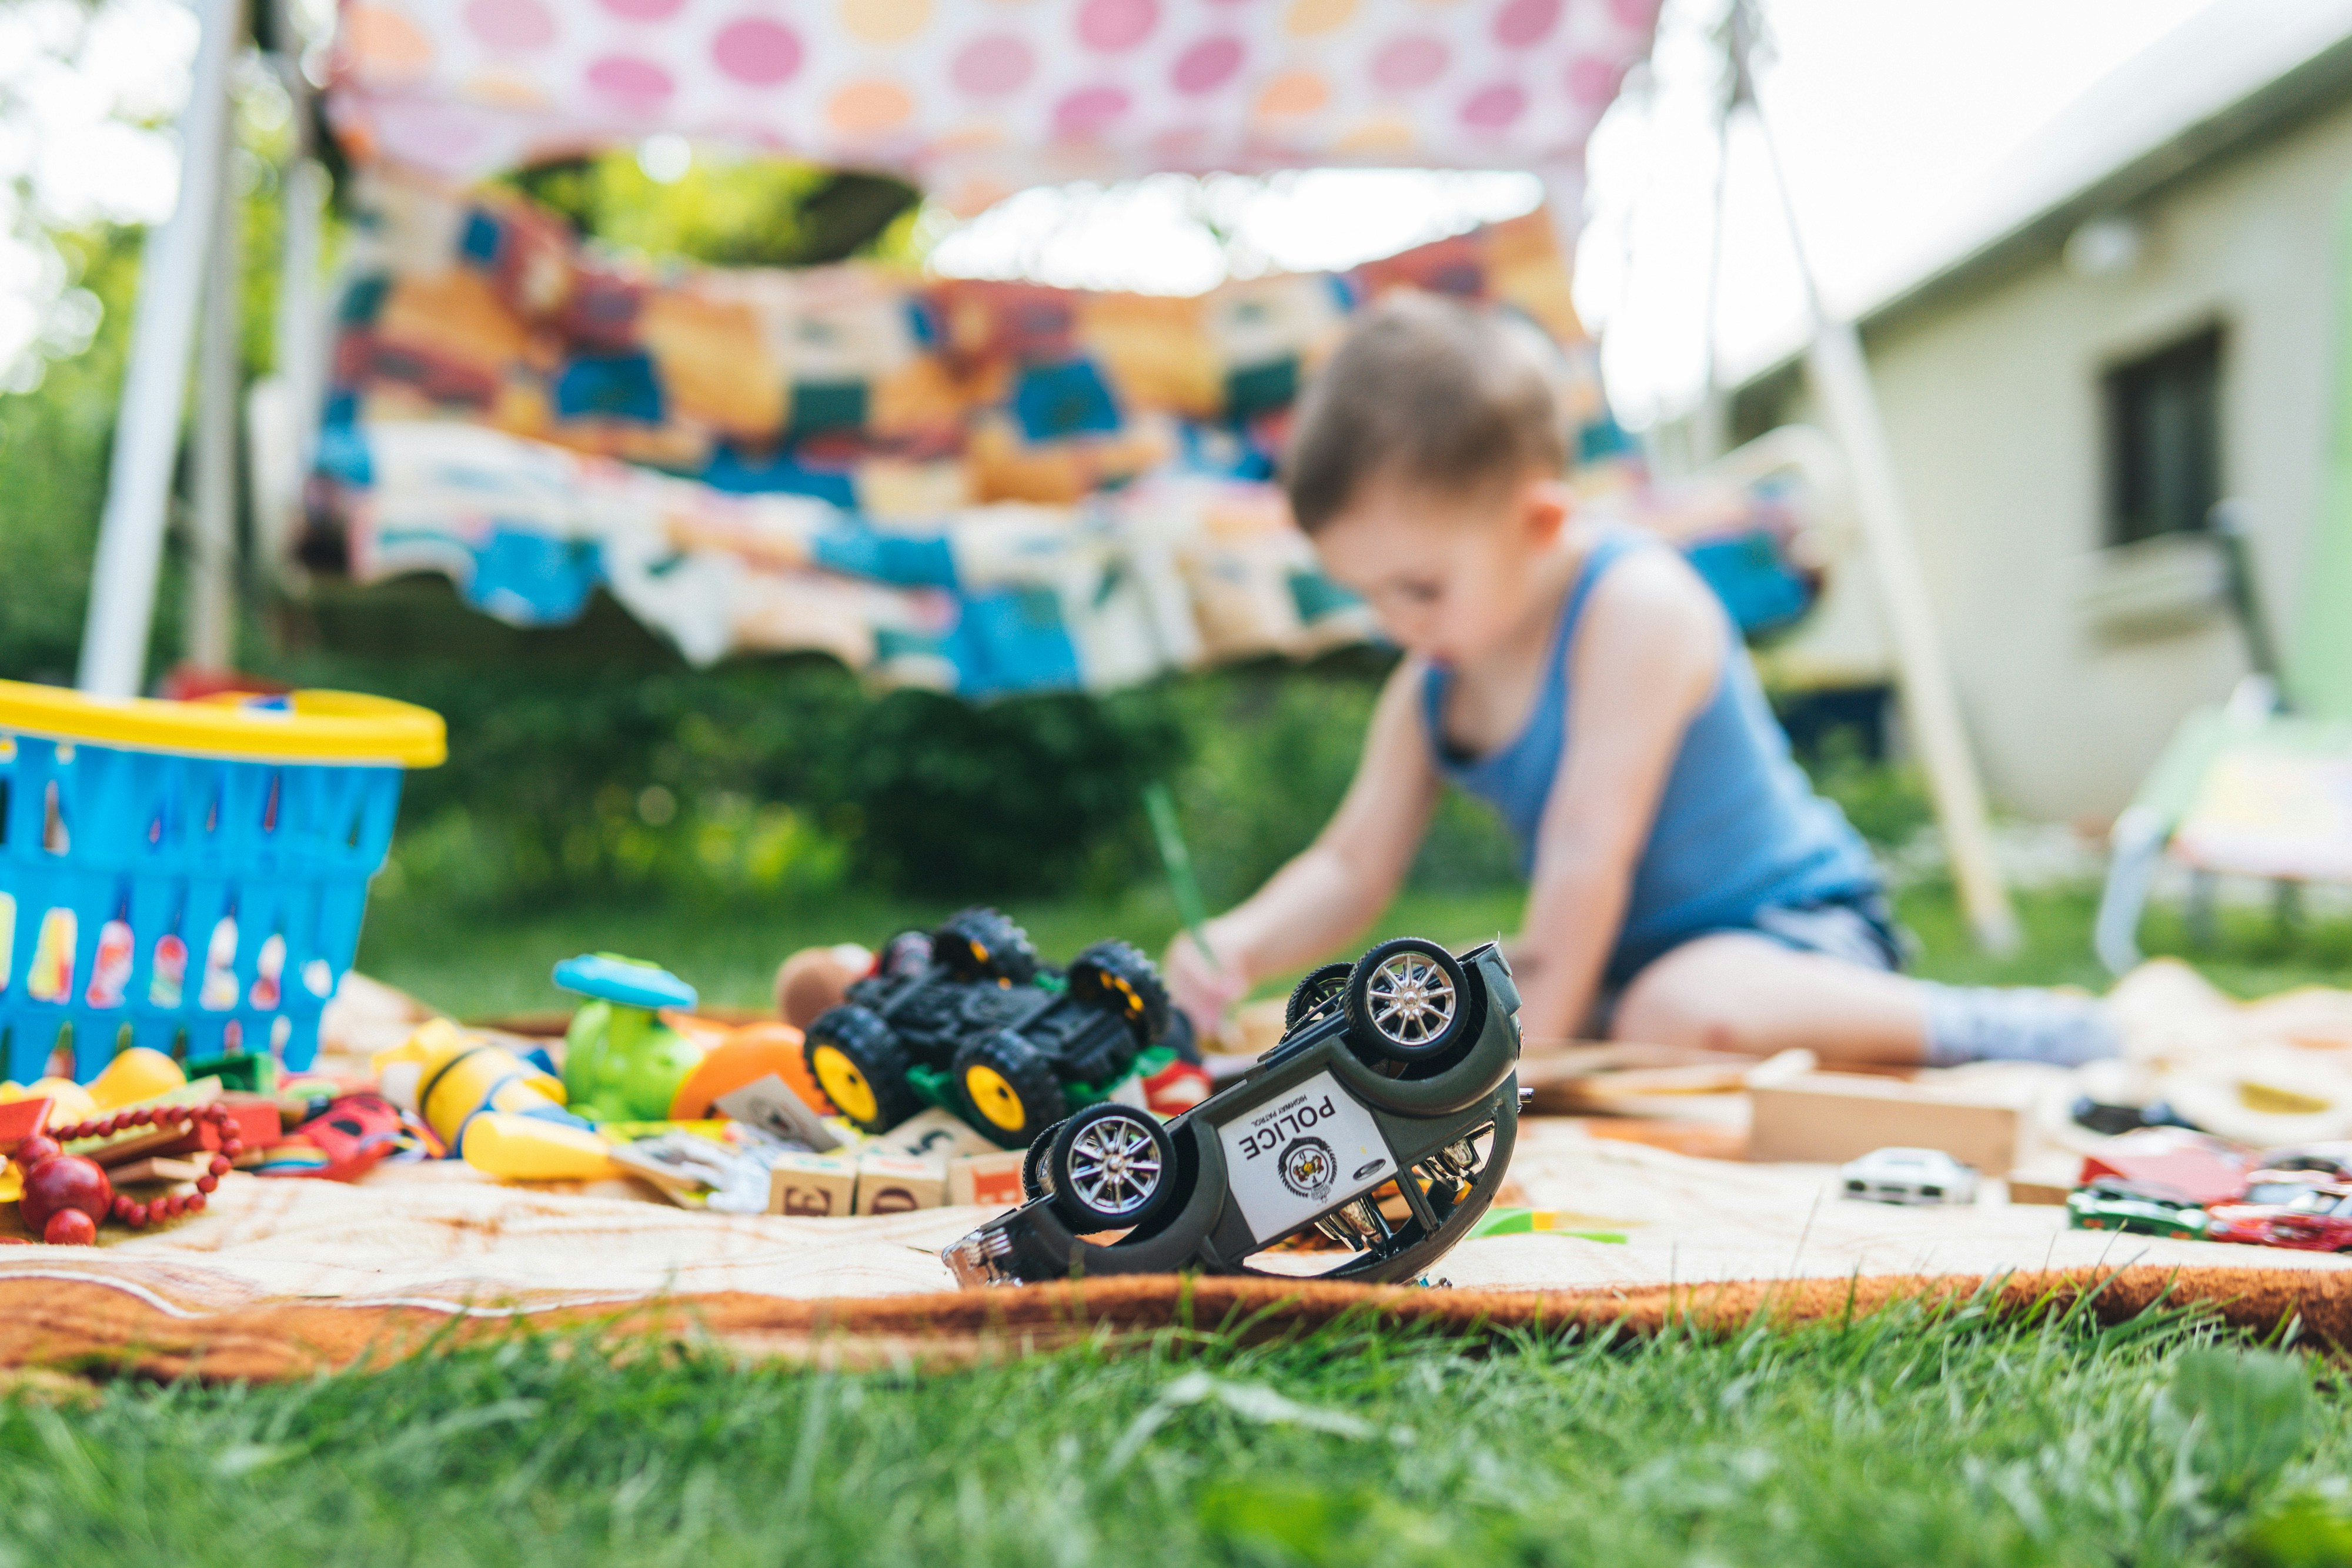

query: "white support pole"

left=186, top=145, right=242, bottom=671
left=76, top=0, right=246, bottom=698
left=1732, top=5, right=2019, bottom=954
left=262, top=0, right=327, bottom=579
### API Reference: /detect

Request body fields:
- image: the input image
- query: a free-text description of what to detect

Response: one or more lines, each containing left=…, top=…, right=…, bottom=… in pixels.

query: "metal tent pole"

left=186, top=145, right=243, bottom=672
left=76, top=0, right=247, bottom=697
left=1730, top=1, right=2020, bottom=952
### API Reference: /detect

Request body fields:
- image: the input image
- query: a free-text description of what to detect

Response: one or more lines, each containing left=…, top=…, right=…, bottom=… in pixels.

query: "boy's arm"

left=1166, top=660, right=1442, bottom=1029
left=1511, top=553, right=1723, bottom=1045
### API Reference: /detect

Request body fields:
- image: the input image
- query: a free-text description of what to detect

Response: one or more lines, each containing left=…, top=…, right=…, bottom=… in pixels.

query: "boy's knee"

left=1612, top=965, right=1758, bottom=1055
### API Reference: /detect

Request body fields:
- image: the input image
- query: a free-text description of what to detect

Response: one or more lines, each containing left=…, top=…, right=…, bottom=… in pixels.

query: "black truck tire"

left=953, top=1029, right=1068, bottom=1148
left=933, top=908, right=1040, bottom=985
left=1066, top=940, right=1172, bottom=1045
left=803, top=1004, right=921, bottom=1132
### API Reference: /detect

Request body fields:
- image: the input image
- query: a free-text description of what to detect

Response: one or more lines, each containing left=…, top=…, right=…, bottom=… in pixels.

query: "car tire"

left=953, top=1029, right=1068, bottom=1148
left=1022, top=1117, right=1067, bottom=1201
left=933, top=908, right=1040, bottom=985
left=1067, top=940, right=1172, bottom=1045
left=1045, top=1102, right=1177, bottom=1232
left=1283, top=963, right=1351, bottom=1032
left=803, top=1005, right=920, bottom=1133
left=1344, top=938, right=1471, bottom=1063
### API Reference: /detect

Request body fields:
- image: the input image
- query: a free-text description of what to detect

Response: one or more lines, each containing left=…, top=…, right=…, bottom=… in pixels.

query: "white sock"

left=1920, top=984, right=2120, bottom=1069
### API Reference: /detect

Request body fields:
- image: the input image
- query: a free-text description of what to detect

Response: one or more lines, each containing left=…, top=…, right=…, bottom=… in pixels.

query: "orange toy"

left=667, top=1021, right=830, bottom=1119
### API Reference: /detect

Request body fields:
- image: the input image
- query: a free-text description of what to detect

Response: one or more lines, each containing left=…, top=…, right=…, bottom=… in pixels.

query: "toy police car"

left=801, top=908, right=1179, bottom=1148
left=943, top=936, right=1524, bottom=1287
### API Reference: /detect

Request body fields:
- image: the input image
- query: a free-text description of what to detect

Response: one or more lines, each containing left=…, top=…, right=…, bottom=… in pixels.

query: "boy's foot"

left=1920, top=984, right=2121, bottom=1069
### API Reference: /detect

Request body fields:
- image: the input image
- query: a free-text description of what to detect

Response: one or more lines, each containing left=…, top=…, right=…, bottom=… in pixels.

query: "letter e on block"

left=767, top=1151, right=858, bottom=1217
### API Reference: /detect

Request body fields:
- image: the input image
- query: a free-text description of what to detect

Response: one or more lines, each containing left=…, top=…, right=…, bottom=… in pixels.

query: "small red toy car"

left=2204, top=1182, right=2352, bottom=1252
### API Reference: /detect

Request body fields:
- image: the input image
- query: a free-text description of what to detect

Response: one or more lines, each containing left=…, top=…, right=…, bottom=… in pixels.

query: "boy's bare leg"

left=1610, top=932, right=1930, bottom=1067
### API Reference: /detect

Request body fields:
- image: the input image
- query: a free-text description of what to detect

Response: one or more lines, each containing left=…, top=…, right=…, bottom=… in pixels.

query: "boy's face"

left=1311, top=473, right=1568, bottom=669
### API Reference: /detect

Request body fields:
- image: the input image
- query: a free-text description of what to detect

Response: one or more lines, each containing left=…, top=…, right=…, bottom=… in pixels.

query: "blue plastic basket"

left=0, top=683, right=445, bottom=1084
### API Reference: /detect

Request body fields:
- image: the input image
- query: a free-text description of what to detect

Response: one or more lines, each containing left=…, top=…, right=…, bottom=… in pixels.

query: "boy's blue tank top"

left=1423, top=528, right=1881, bottom=984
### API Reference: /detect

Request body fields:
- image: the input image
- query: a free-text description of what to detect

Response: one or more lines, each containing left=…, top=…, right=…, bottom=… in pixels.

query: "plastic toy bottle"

left=554, top=954, right=705, bottom=1124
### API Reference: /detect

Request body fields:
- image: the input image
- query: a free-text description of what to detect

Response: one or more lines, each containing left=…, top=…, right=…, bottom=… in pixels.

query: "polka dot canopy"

left=331, top=0, right=1660, bottom=192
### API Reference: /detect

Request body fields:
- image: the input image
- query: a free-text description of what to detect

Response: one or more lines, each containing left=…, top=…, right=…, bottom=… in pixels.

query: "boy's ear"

left=1520, top=477, right=1571, bottom=546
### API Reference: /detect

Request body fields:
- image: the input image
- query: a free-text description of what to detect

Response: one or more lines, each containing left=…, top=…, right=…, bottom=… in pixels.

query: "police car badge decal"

left=1279, top=1136, right=1337, bottom=1202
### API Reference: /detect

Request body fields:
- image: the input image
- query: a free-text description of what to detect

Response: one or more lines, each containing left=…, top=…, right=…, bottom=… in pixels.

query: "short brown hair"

left=1284, top=292, right=1568, bottom=533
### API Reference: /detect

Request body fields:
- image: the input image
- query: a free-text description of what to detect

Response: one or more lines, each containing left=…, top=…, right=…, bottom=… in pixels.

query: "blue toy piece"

left=0, top=683, right=444, bottom=1085
left=552, top=953, right=697, bottom=1012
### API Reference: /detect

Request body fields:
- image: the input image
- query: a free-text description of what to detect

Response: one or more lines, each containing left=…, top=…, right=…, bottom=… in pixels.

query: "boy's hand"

left=1165, top=927, right=1250, bottom=1041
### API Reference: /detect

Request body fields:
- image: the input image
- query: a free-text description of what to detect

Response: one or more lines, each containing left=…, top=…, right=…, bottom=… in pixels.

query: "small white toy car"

left=1839, top=1147, right=1980, bottom=1206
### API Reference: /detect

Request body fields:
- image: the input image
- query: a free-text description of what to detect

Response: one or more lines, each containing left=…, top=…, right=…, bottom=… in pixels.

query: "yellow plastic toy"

left=460, top=1112, right=616, bottom=1181
left=87, top=1048, right=187, bottom=1111
left=373, top=1019, right=593, bottom=1158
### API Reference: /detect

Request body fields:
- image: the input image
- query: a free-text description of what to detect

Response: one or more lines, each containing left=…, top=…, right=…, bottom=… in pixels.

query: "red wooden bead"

left=208, top=1155, right=231, bottom=1176
left=186, top=1193, right=206, bottom=1213
left=11, top=1134, right=61, bottom=1170
left=22, top=1154, right=112, bottom=1232
left=195, top=1175, right=218, bottom=1194
left=43, top=1209, right=95, bottom=1246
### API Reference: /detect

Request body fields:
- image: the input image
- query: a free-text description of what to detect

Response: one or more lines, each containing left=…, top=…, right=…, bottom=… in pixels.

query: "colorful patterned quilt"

left=311, top=172, right=1816, bottom=694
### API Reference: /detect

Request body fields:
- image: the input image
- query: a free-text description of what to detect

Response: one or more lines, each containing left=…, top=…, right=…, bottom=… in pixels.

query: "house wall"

left=1775, top=94, right=2352, bottom=822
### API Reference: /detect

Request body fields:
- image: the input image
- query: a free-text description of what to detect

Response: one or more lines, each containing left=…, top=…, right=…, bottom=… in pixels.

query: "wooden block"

left=854, top=1154, right=946, bottom=1215
left=947, top=1149, right=1030, bottom=1209
left=107, top=1156, right=209, bottom=1186
left=1748, top=1072, right=2023, bottom=1175
left=2006, top=1178, right=2072, bottom=1207
left=767, top=1151, right=859, bottom=1218
left=879, top=1107, right=999, bottom=1162
left=0, top=1098, right=51, bottom=1152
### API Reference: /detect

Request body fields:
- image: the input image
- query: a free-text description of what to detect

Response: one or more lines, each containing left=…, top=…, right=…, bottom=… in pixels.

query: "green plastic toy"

left=554, top=954, right=703, bottom=1124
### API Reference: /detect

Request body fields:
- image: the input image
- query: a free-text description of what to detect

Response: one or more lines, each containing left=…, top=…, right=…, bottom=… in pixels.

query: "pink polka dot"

left=597, top=0, right=686, bottom=18
left=712, top=18, right=801, bottom=85
left=586, top=55, right=674, bottom=108
left=1493, top=0, right=1561, bottom=48
left=465, top=0, right=555, bottom=51
left=1459, top=81, right=1525, bottom=129
left=1171, top=35, right=1243, bottom=93
left=1077, top=0, right=1157, bottom=52
left=1565, top=55, right=1625, bottom=106
left=1610, top=0, right=1659, bottom=26
left=1371, top=34, right=1447, bottom=91
left=953, top=34, right=1034, bottom=95
left=1054, top=85, right=1131, bottom=137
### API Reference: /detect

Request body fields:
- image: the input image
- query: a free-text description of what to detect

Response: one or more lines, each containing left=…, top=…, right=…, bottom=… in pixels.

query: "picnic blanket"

left=4, top=1118, right=2347, bottom=1380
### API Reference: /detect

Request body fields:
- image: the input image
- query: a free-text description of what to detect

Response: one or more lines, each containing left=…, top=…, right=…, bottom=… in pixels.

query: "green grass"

left=4, top=1303, right=2349, bottom=1566
left=42, top=867, right=2338, bottom=1563
left=357, top=874, right=2352, bottom=1021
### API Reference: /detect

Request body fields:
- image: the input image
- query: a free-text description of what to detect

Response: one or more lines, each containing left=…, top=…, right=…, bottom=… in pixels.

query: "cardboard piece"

left=879, top=1107, right=1000, bottom=1162
left=947, top=1149, right=1030, bottom=1209
left=854, top=1153, right=946, bottom=1215
left=713, top=1075, right=840, bottom=1152
left=767, top=1151, right=859, bottom=1217
left=1747, top=1071, right=2024, bottom=1175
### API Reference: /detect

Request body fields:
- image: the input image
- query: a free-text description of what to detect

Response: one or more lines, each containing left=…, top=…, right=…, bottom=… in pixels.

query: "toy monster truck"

left=943, top=935, right=1524, bottom=1287
left=800, top=908, right=1177, bottom=1148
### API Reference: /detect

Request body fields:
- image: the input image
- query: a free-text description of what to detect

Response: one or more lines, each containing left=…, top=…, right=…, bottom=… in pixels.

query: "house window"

left=2104, top=326, right=2224, bottom=546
